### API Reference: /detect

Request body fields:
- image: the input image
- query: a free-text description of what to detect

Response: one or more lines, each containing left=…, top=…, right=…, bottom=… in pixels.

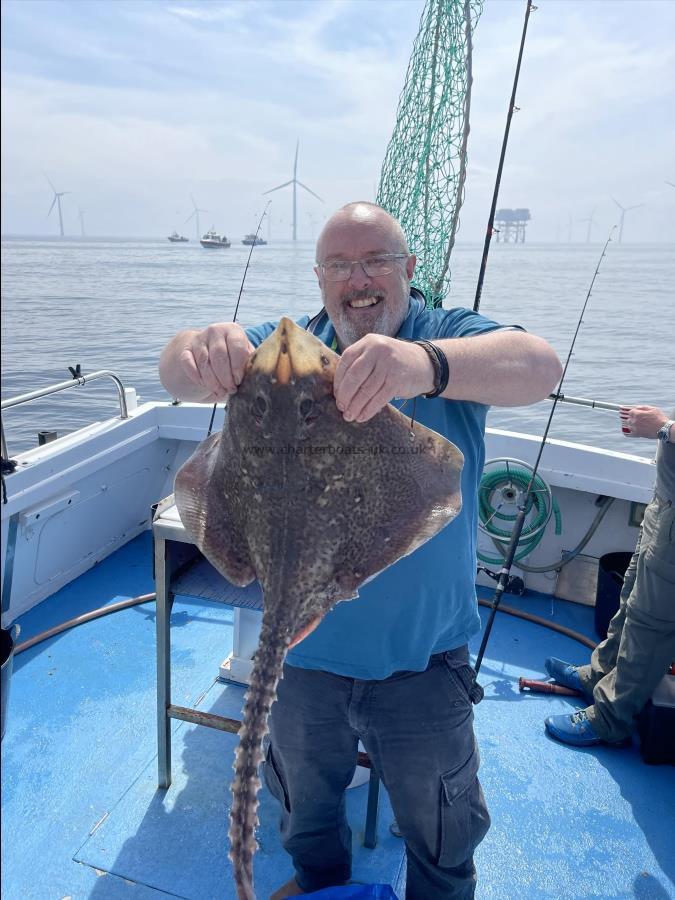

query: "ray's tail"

left=229, top=615, right=291, bottom=900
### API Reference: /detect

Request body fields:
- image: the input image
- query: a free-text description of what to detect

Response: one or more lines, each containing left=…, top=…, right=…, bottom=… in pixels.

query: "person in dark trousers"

left=160, top=202, right=562, bottom=898
left=545, top=404, right=675, bottom=746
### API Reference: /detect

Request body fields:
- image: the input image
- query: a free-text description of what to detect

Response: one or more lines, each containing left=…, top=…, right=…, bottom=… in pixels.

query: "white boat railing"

left=1, top=369, right=129, bottom=460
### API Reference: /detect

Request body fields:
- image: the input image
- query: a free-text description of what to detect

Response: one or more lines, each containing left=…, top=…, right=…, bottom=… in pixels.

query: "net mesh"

left=376, top=0, right=483, bottom=308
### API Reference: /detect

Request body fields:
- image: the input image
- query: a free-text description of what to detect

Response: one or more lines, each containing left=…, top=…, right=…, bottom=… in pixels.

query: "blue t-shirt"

left=245, top=292, right=519, bottom=679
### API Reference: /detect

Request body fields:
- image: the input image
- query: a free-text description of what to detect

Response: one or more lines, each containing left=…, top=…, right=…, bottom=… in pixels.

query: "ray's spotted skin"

left=174, top=318, right=464, bottom=900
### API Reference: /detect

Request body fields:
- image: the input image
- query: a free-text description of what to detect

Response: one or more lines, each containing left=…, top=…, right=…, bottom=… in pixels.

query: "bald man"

left=159, top=202, right=562, bottom=899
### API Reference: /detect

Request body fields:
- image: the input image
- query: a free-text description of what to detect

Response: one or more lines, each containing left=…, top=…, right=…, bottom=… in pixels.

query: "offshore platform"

left=494, top=208, right=531, bottom=242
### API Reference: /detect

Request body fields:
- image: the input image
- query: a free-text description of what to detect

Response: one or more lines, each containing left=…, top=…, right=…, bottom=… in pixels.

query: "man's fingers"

left=354, top=382, right=393, bottom=423
left=334, top=350, right=377, bottom=412
left=224, top=330, right=255, bottom=386
left=178, top=347, right=203, bottom=386
left=346, top=371, right=390, bottom=422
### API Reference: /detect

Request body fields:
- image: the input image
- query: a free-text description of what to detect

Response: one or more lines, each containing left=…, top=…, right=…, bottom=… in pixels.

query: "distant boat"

left=200, top=229, right=231, bottom=248
left=168, top=231, right=189, bottom=243
left=242, top=234, right=267, bottom=246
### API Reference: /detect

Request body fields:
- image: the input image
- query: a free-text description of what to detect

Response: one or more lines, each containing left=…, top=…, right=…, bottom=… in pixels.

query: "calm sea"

left=1, top=237, right=673, bottom=458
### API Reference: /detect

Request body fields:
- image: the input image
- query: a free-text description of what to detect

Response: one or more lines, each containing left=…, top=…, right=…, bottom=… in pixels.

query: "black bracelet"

left=414, top=340, right=450, bottom=398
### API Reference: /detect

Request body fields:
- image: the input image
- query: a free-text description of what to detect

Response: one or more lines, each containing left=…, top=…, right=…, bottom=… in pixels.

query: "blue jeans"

left=263, top=645, right=490, bottom=899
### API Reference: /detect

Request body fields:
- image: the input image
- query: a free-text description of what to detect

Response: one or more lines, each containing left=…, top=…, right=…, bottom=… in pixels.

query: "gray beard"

left=332, top=290, right=408, bottom=347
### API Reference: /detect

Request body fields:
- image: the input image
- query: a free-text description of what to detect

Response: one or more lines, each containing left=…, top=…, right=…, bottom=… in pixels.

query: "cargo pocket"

left=438, top=750, right=490, bottom=868
left=643, top=499, right=675, bottom=586
left=443, top=654, right=484, bottom=706
left=262, top=743, right=291, bottom=814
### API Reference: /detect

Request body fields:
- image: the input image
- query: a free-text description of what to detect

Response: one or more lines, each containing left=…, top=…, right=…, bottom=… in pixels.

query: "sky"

left=1, top=0, right=674, bottom=243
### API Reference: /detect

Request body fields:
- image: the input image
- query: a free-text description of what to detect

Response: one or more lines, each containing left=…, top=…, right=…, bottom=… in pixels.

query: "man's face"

left=314, top=214, right=416, bottom=348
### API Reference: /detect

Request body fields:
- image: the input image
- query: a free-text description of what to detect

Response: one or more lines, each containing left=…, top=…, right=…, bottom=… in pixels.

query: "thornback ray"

left=174, top=317, right=464, bottom=900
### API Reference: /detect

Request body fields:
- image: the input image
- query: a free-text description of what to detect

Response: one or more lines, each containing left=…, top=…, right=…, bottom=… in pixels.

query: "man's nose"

left=347, top=260, right=372, bottom=289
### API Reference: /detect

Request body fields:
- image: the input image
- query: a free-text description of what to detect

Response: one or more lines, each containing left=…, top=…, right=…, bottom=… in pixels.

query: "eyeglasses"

left=319, top=254, right=408, bottom=282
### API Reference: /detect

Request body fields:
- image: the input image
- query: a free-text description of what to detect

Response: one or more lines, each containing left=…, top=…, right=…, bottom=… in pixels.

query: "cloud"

left=1, top=0, right=674, bottom=240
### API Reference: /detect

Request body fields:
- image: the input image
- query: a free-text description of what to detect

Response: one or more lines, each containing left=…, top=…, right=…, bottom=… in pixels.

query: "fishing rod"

left=206, top=202, right=271, bottom=436
left=473, top=0, right=536, bottom=313
left=473, top=226, right=617, bottom=676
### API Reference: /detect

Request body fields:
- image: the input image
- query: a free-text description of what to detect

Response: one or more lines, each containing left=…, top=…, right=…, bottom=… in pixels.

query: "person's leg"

left=586, top=498, right=675, bottom=741
left=264, top=664, right=358, bottom=892
left=362, top=647, right=490, bottom=900
left=577, top=535, right=640, bottom=693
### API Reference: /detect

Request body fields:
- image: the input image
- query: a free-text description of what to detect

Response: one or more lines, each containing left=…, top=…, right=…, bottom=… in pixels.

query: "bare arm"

left=334, top=329, right=562, bottom=422
left=158, top=322, right=254, bottom=402
left=433, top=330, right=563, bottom=406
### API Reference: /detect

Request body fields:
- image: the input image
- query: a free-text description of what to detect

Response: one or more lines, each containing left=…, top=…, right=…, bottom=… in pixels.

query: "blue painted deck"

left=2, top=531, right=674, bottom=899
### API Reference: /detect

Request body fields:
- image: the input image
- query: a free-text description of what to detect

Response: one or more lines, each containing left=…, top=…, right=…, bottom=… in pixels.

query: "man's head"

left=315, top=202, right=416, bottom=348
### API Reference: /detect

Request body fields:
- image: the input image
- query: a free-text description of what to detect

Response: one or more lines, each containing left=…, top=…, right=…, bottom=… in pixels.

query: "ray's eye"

left=253, top=395, right=268, bottom=418
left=299, top=397, right=319, bottom=423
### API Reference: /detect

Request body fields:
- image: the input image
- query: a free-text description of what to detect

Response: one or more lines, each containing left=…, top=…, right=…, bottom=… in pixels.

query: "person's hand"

left=619, top=405, right=668, bottom=439
left=179, top=323, right=254, bottom=401
left=333, top=335, right=435, bottom=422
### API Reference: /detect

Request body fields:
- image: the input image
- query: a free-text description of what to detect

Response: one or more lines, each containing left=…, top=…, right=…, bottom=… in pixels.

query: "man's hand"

left=159, top=322, right=254, bottom=402
left=619, top=405, right=669, bottom=440
left=333, top=335, right=434, bottom=422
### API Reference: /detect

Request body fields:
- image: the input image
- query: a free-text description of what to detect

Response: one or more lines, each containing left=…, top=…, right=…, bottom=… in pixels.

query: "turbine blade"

left=611, top=197, right=624, bottom=211
left=190, top=194, right=197, bottom=210
left=296, top=180, right=324, bottom=202
left=44, top=171, right=57, bottom=192
left=264, top=180, right=294, bottom=195
left=47, top=196, right=57, bottom=217
left=626, top=204, right=644, bottom=211
left=294, top=140, right=299, bottom=179
left=185, top=210, right=196, bottom=223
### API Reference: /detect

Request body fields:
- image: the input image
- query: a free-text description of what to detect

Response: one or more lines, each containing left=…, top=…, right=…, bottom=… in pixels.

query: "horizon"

left=2, top=0, right=674, bottom=243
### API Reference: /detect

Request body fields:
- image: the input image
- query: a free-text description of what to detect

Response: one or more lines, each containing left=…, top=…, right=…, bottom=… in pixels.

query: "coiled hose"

left=478, top=464, right=562, bottom=565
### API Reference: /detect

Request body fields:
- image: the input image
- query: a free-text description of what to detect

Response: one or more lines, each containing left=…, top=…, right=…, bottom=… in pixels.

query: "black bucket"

left=595, top=552, right=633, bottom=640
left=1, top=624, right=20, bottom=741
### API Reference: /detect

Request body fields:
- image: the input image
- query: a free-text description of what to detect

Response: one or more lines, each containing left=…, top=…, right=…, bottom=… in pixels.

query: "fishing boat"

left=168, top=231, right=189, bottom=243
left=1, top=372, right=673, bottom=899
left=200, top=229, right=231, bottom=248
left=242, top=234, right=267, bottom=246
left=2, top=1, right=673, bottom=898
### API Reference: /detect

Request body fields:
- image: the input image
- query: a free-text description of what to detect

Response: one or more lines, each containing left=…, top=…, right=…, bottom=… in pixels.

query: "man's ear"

left=406, top=254, right=417, bottom=280
left=313, top=264, right=322, bottom=285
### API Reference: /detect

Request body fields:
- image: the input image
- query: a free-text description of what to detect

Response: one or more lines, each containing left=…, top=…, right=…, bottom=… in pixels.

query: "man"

left=159, top=202, right=562, bottom=899
left=545, top=404, right=675, bottom=747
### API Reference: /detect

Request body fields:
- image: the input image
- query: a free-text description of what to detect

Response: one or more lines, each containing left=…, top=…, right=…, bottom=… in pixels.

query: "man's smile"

left=348, top=296, right=382, bottom=309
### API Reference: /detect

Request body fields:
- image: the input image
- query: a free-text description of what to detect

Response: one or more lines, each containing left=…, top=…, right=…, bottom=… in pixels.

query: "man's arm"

left=158, top=322, right=254, bottom=402
left=433, top=330, right=562, bottom=406
left=333, top=330, right=562, bottom=423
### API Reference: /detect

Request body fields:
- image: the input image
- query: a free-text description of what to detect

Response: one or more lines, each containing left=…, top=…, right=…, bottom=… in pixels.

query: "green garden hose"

left=478, top=463, right=561, bottom=565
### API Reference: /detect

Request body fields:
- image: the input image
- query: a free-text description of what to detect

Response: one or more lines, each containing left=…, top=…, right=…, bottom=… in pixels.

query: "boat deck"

left=2, top=532, right=673, bottom=899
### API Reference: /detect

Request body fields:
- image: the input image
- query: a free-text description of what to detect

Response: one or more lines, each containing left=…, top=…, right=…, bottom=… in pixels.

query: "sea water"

left=1, top=237, right=673, bottom=457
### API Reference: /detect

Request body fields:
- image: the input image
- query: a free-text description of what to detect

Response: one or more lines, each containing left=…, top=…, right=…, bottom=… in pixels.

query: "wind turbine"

left=612, top=197, right=644, bottom=243
left=78, top=208, right=86, bottom=238
left=45, top=173, right=70, bottom=237
left=579, top=207, right=597, bottom=243
left=185, top=195, right=209, bottom=241
left=264, top=141, right=323, bottom=241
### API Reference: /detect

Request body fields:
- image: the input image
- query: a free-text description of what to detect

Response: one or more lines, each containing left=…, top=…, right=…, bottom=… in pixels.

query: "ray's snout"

left=248, top=317, right=337, bottom=385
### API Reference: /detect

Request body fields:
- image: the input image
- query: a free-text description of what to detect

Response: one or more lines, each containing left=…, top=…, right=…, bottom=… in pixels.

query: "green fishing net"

left=377, top=0, right=483, bottom=308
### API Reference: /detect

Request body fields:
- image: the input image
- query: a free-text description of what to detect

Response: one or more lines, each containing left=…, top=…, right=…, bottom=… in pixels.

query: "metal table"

left=151, top=495, right=381, bottom=849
